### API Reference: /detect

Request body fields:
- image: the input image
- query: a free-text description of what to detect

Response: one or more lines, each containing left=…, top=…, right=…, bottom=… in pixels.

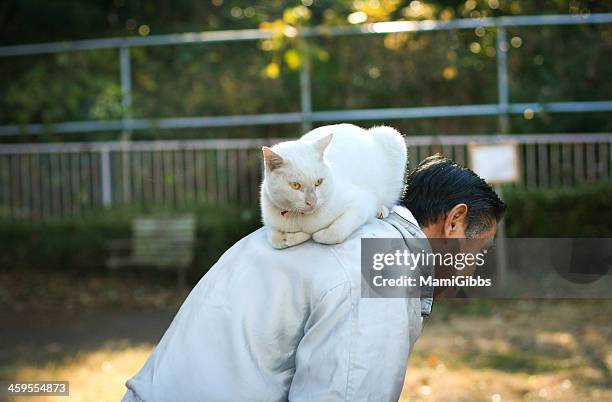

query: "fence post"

left=299, top=37, right=313, bottom=133
left=120, top=46, right=132, bottom=203
left=494, top=27, right=510, bottom=284
left=100, top=146, right=112, bottom=207
left=496, top=26, right=509, bottom=134
left=120, top=46, right=132, bottom=131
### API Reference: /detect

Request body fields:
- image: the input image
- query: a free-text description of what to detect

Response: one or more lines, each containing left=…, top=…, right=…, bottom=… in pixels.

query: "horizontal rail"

left=0, top=138, right=286, bottom=154
left=1, top=133, right=609, bottom=155
left=0, top=29, right=275, bottom=57
left=313, top=101, right=612, bottom=122
left=405, top=133, right=612, bottom=145
left=1, top=13, right=611, bottom=57
left=2, top=101, right=612, bottom=137
left=0, top=112, right=305, bottom=136
left=311, top=12, right=612, bottom=35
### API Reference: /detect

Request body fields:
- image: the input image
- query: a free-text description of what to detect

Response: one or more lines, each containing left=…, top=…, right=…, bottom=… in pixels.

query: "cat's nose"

left=305, top=199, right=316, bottom=207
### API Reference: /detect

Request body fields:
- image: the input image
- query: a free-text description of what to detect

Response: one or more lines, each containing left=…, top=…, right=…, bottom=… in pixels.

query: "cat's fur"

left=260, top=123, right=407, bottom=249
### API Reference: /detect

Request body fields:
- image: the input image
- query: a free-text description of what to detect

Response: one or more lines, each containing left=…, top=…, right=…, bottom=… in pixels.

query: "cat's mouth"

left=280, top=206, right=317, bottom=216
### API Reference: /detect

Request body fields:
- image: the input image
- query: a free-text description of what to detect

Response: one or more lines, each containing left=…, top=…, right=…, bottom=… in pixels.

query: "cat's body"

left=260, top=123, right=407, bottom=249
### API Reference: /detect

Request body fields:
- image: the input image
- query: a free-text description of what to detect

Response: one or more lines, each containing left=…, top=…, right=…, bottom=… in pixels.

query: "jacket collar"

left=387, top=204, right=434, bottom=317
left=390, top=204, right=421, bottom=229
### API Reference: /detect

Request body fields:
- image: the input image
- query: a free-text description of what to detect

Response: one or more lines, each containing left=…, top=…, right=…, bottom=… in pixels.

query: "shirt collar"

left=391, top=204, right=421, bottom=229
left=389, top=204, right=434, bottom=317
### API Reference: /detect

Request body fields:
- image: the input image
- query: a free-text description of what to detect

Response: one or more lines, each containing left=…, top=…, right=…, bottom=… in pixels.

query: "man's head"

left=401, top=154, right=506, bottom=240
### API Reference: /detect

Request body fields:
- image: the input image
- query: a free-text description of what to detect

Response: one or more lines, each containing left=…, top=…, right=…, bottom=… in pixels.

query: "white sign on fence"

left=468, top=142, right=520, bottom=184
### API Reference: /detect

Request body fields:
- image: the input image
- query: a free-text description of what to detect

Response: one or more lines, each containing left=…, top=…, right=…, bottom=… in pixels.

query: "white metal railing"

left=0, top=134, right=610, bottom=219
left=1, top=13, right=611, bottom=137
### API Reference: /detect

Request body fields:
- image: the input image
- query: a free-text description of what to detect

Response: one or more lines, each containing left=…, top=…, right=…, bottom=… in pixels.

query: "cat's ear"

left=262, top=146, right=285, bottom=171
left=312, top=134, right=333, bottom=160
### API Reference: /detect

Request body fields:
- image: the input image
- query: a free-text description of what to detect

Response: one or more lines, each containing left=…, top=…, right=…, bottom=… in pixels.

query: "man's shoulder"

left=225, top=221, right=402, bottom=294
left=349, top=218, right=404, bottom=240
left=300, top=219, right=404, bottom=285
left=234, top=221, right=401, bottom=262
left=219, top=227, right=352, bottom=295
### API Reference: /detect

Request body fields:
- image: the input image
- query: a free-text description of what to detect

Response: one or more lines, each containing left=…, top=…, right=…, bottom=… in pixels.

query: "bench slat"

left=107, top=214, right=196, bottom=271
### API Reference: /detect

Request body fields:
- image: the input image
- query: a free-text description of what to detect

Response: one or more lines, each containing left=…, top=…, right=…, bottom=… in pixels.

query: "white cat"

left=260, top=123, right=407, bottom=249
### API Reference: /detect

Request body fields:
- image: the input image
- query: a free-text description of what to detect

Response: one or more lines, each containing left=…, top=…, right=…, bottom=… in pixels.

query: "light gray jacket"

left=122, top=205, right=431, bottom=402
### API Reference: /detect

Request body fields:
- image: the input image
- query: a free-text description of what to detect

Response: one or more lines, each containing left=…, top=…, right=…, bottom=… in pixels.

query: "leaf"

left=284, top=49, right=301, bottom=70
left=263, top=62, right=280, bottom=79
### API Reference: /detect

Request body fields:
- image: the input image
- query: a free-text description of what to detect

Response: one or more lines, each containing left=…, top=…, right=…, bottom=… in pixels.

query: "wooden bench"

left=106, top=214, right=196, bottom=289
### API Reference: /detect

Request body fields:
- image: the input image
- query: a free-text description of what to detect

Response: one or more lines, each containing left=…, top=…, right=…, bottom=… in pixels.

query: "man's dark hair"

left=401, top=154, right=506, bottom=237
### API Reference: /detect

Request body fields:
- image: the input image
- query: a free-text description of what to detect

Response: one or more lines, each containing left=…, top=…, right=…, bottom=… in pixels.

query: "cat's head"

left=262, top=134, right=333, bottom=214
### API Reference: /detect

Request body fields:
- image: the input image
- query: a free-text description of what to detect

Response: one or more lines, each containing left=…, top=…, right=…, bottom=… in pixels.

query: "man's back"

left=124, top=215, right=424, bottom=402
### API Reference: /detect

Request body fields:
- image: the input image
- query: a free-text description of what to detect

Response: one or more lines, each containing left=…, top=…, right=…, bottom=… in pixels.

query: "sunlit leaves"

left=442, top=66, right=458, bottom=80
left=383, top=32, right=410, bottom=51
left=347, top=11, right=368, bottom=24
left=258, top=5, right=313, bottom=79
left=353, top=0, right=402, bottom=22
left=401, top=1, right=436, bottom=19
left=263, top=62, right=280, bottom=78
left=284, top=49, right=301, bottom=70
left=259, top=19, right=285, bottom=34
left=282, top=5, right=311, bottom=26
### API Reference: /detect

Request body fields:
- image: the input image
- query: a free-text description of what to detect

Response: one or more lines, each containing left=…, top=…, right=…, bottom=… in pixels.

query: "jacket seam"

left=329, top=246, right=356, bottom=402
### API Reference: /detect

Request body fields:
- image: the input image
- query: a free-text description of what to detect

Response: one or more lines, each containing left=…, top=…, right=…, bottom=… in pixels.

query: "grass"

left=3, top=341, right=152, bottom=402
left=400, top=300, right=612, bottom=402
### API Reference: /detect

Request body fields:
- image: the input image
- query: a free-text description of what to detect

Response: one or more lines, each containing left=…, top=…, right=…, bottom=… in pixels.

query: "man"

left=122, top=155, right=505, bottom=402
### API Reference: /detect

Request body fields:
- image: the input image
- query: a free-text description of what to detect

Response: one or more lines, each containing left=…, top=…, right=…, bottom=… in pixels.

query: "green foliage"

left=503, top=183, right=612, bottom=237
left=0, top=204, right=261, bottom=279
left=1, top=1, right=611, bottom=141
left=0, top=50, right=122, bottom=135
left=476, top=349, right=568, bottom=373
left=129, top=44, right=301, bottom=119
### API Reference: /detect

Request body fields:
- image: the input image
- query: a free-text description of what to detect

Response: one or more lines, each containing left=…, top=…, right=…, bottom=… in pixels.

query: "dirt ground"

left=1, top=273, right=610, bottom=402
left=401, top=300, right=612, bottom=402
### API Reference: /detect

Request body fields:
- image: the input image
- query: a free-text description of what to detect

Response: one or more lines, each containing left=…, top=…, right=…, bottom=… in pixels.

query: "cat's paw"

left=312, top=228, right=347, bottom=245
left=268, top=230, right=311, bottom=249
left=285, top=231, right=311, bottom=247
left=376, top=205, right=390, bottom=219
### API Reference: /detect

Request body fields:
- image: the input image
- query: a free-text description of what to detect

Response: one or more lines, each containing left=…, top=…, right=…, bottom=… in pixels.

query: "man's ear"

left=311, top=134, right=333, bottom=160
left=444, top=203, right=468, bottom=237
left=262, top=146, right=284, bottom=171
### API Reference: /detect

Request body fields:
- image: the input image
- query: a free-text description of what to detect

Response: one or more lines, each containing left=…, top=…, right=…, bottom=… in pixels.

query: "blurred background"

left=0, top=1, right=611, bottom=401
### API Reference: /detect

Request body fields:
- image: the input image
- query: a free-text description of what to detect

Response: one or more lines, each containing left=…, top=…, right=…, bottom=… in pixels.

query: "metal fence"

left=1, top=13, right=612, bottom=136
left=1, top=14, right=612, bottom=219
left=0, top=133, right=610, bottom=219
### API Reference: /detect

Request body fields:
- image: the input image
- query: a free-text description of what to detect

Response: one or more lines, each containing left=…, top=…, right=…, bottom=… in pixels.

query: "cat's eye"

left=315, top=178, right=324, bottom=187
left=290, top=182, right=301, bottom=190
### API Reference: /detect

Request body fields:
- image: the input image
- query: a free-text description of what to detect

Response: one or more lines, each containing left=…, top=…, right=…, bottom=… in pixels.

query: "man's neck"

left=420, top=224, right=443, bottom=239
